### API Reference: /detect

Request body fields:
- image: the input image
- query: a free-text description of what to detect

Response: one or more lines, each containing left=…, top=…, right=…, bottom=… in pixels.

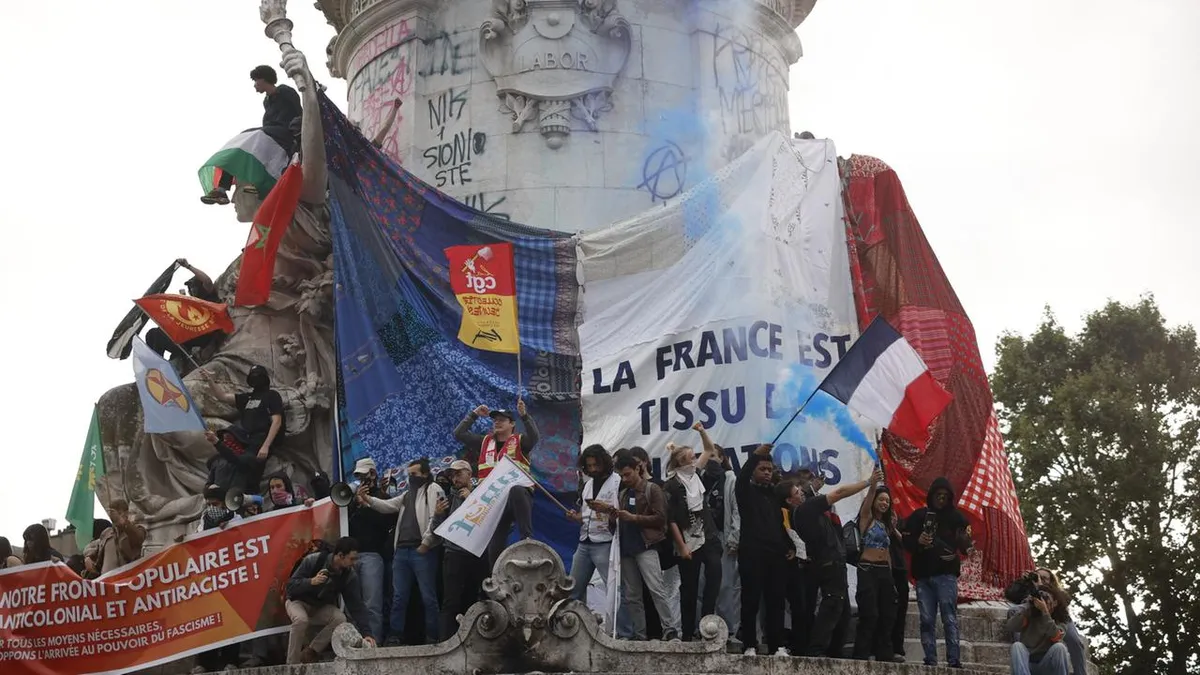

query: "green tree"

left=992, top=296, right=1199, bottom=674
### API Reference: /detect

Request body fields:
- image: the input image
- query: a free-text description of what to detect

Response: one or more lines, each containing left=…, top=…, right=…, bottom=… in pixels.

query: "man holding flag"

left=453, top=400, right=540, bottom=564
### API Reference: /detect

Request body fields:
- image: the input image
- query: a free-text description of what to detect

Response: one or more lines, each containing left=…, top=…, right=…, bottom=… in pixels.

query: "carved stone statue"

left=95, top=8, right=333, bottom=535
left=329, top=540, right=729, bottom=674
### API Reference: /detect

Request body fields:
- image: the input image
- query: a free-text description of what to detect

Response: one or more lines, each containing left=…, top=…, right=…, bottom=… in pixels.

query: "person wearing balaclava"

left=264, top=472, right=314, bottom=512
left=203, top=364, right=285, bottom=493
left=902, top=476, right=973, bottom=668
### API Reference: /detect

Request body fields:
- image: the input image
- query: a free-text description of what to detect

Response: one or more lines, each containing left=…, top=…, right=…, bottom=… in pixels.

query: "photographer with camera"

left=284, top=536, right=373, bottom=664
left=1005, top=584, right=1070, bottom=675
left=1006, top=568, right=1087, bottom=675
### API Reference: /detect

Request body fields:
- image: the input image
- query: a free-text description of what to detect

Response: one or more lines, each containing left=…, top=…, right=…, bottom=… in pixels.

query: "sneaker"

left=743, top=648, right=757, bottom=656
left=189, top=667, right=206, bottom=674
left=774, top=647, right=791, bottom=657
left=200, top=189, right=230, bottom=205
left=892, top=653, right=906, bottom=662
left=241, top=656, right=265, bottom=668
left=660, top=629, right=680, bottom=642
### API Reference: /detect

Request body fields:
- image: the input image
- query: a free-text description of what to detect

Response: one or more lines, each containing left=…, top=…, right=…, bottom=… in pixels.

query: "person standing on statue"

left=144, top=259, right=224, bottom=369
left=430, top=459, right=487, bottom=639
left=202, top=365, right=285, bottom=493
left=200, top=65, right=303, bottom=205
left=452, top=399, right=540, bottom=564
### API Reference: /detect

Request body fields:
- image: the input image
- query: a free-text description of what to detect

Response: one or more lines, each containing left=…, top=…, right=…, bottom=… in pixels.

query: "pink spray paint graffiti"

left=348, top=19, right=415, bottom=163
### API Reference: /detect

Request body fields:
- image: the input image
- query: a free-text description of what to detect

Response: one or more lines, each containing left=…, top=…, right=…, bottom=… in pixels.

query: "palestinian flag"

left=198, top=129, right=290, bottom=194
left=235, top=163, right=304, bottom=307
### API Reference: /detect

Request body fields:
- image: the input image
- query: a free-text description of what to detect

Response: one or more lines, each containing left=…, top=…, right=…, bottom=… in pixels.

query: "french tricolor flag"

left=817, top=316, right=953, bottom=449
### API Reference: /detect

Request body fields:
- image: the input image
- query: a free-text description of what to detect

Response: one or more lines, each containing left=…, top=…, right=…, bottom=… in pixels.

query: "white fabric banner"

left=434, top=456, right=534, bottom=557
left=577, top=132, right=876, bottom=518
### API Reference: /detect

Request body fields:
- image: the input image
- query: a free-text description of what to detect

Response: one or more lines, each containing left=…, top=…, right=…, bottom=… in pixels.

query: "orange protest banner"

left=0, top=500, right=338, bottom=675
left=133, top=294, right=235, bottom=347
left=445, top=243, right=520, bottom=354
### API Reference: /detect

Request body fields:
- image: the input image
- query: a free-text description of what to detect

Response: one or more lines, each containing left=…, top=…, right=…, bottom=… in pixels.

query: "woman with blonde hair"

left=663, top=423, right=722, bottom=641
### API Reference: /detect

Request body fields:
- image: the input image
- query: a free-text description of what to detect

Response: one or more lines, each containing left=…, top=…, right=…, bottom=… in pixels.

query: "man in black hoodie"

left=902, top=477, right=973, bottom=668
left=734, top=443, right=793, bottom=655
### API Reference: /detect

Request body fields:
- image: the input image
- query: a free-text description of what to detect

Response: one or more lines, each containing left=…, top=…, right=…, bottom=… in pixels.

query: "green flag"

left=66, top=406, right=106, bottom=550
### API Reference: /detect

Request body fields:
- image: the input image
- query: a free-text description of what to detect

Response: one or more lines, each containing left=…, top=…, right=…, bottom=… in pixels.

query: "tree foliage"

left=992, top=297, right=1199, bottom=674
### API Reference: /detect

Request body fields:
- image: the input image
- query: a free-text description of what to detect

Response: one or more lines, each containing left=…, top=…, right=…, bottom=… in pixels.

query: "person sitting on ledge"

left=203, top=365, right=285, bottom=493
left=201, top=65, right=302, bottom=205
left=285, top=536, right=374, bottom=664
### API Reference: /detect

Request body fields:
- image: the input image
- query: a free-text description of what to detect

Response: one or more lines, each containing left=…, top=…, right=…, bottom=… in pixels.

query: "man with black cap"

left=452, top=399, right=539, bottom=564
left=204, top=364, right=285, bottom=493
left=349, top=457, right=393, bottom=645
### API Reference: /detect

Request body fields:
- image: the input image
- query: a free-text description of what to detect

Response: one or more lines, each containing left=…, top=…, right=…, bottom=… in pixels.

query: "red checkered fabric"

left=841, top=155, right=1033, bottom=598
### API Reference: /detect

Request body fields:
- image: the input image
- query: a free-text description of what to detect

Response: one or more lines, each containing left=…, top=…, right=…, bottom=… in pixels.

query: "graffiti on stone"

left=348, top=19, right=416, bottom=162
left=428, top=87, right=469, bottom=132
left=418, top=31, right=472, bottom=78
left=422, top=128, right=483, bottom=189
left=638, top=142, right=688, bottom=203
left=461, top=192, right=511, bottom=220
left=712, top=25, right=788, bottom=139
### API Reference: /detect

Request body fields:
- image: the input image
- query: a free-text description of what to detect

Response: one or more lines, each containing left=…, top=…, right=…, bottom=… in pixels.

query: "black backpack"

left=843, top=519, right=862, bottom=565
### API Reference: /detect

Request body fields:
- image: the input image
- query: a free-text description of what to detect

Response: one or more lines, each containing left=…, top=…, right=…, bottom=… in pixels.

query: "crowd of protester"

left=2, top=388, right=1090, bottom=674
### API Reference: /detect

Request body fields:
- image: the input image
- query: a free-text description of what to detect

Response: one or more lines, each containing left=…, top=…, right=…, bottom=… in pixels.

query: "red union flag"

left=445, top=243, right=520, bottom=354
left=133, top=294, right=234, bottom=347
left=0, top=501, right=339, bottom=675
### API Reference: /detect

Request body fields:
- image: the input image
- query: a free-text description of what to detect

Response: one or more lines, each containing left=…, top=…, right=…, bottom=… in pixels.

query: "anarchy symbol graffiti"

left=638, top=141, right=688, bottom=202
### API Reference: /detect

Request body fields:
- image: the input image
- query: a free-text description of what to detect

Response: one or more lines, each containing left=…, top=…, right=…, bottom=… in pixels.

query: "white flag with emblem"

left=434, top=456, right=535, bottom=557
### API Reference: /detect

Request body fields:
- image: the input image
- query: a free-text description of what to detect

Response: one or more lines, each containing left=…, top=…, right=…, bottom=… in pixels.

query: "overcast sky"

left=0, top=0, right=1196, bottom=543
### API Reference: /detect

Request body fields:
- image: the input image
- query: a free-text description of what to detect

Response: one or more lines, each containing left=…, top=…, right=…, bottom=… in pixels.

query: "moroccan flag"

left=445, top=242, right=520, bottom=354
left=198, top=129, right=290, bottom=194
left=235, top=163, right=304, bottom=306
left=65, top=406, right=105, bottom=550
left=134, top=293, right=234, bottom=347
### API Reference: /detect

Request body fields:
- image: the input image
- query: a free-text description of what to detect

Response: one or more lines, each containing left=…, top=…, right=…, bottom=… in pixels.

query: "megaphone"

left=330, top=482, right=355, bottom=508
left=225, top=488, right=246, bottom=512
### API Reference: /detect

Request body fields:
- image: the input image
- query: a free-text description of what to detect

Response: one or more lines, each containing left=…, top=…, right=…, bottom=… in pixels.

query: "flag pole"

left=134, top=306, right=204, bottom=373
left=770, top=386, right=821, bottom=445
left=510, top=460, right=571, bottom=514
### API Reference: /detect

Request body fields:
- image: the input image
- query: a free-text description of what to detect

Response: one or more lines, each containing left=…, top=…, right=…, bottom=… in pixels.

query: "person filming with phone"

left=902, top=477, right=974, bottom=668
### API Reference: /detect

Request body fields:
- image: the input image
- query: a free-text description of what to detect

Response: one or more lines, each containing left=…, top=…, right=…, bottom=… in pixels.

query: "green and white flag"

left=65, top=405, right=106, bottom=550
left=198, top=129, right=290, bottom=194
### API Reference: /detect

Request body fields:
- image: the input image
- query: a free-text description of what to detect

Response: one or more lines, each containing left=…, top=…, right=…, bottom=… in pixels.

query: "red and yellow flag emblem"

left=134, top=293, right=234, bottom=347
left=445, top=243, right=520, bottom=354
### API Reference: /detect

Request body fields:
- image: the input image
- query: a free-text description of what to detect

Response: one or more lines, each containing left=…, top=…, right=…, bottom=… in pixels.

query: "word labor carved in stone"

left=516, top=51, right=591, bottom=73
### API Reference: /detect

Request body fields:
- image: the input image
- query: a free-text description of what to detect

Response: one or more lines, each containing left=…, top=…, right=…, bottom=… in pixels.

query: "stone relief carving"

left=331, top=540, right=729, bottom=674
left=480, top=0, right=631, bottom=148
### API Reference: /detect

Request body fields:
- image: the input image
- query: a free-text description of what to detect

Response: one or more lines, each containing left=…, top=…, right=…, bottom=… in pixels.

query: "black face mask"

left=247, top=366, right=270, bottom=391
left=408, top=475, right=427, bottom=489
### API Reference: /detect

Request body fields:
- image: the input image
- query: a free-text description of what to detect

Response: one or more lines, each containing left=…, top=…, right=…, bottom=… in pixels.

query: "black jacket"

left=734, top=454, right=793, bottom=556
left=286, top=552, right=370, bottom=632
left=348, top=486, right=395, bottom=557
left=902, top=477, right=972, bottom=579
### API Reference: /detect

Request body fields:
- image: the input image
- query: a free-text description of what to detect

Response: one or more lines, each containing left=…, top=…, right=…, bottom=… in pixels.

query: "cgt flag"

left=817, top=315, right=953, bottom=449
left=445, top=243, right=520, bottom=354
left=134, top=294, right=234, bottom=348
left=434, top=456, right=534, bottom=557
left=131, top=337, right=206, bottom=434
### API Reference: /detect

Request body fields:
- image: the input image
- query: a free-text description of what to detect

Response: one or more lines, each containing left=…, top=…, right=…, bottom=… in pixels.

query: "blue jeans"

left=916, top=574, right=960, bottom=666
left=356, top=552, right=386, bottom=644
left=1064, top=621, right=1088, bottom=675
left=1011, top=642, right=1069, bottom=675
left=391, top=546, right=439, bottom=643
left=718, top=549, right=740, bottom=637
left=571, top=541, right=612, bottom=601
